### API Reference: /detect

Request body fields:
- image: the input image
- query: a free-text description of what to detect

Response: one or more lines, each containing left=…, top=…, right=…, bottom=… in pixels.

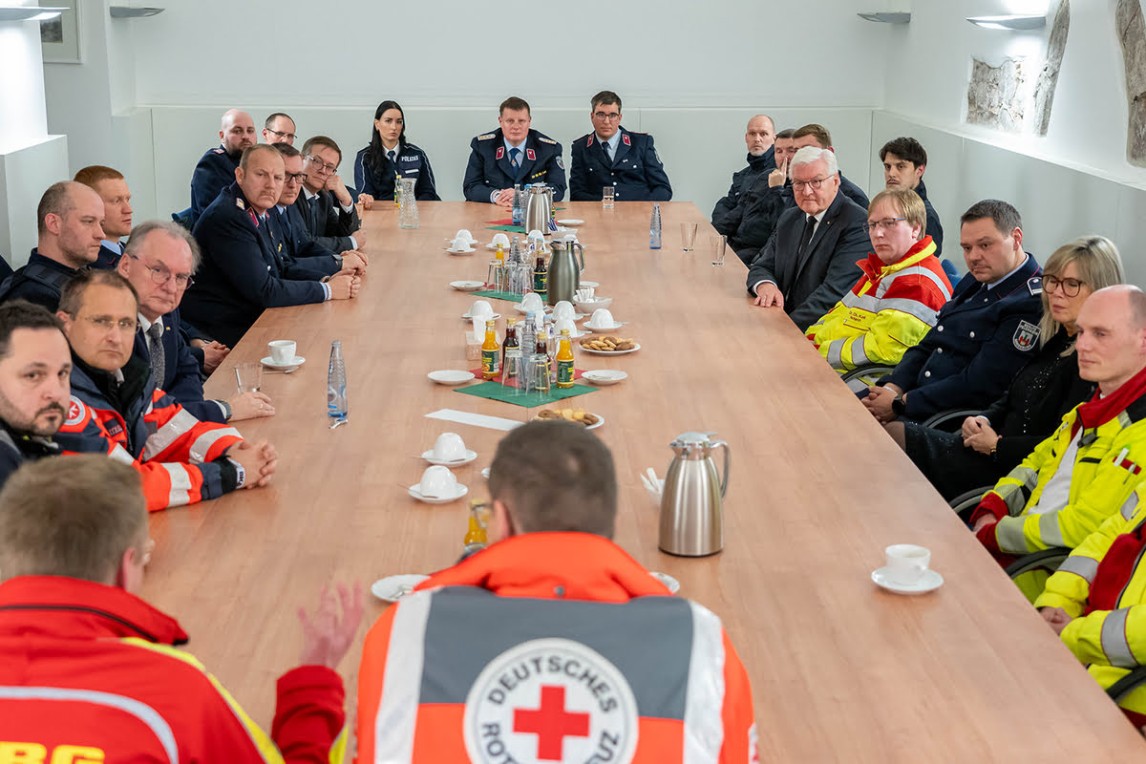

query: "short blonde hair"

left=868, top=188, right=927, bottom=239
left=1039, top=236, right=1125, bottom=347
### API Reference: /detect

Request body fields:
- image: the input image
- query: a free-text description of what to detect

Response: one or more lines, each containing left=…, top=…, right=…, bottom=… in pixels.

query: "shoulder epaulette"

left=537, top=136, right=558, bottom=146
left=476, top=132, right=496, bottom=141
left=211, top=147, right=225, bottom=155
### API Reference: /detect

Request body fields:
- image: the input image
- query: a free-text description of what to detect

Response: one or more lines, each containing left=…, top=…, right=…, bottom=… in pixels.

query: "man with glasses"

left=188, top=109, right=257, bottom=228
left=297, top=136, right=364, bottom=254
left=263, top=112, right=297, bottom=146
left=745, top=146, right=869, bottom=330
left=569, top=91, right=672, bottom=202
left=0, top=181, right=105, bottom=311
left=463, top=96, right=567, bottom=205
left=862, top=199, right=1042, bottom=424
left=117, top=221, right=274, bottom=424
left=53, top=270, right=277, bottom=512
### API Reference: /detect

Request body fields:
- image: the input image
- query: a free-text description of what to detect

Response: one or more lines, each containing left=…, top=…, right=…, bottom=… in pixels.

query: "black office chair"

left=948, top=487, right=992, bottom=522
left=841, top=364, right=896, bottom=394
left=921, top=409, right=979, bottom=432
left=1107, top=666, right=1146, bottom=702
left=1004, top=546, right=1072, bottom=579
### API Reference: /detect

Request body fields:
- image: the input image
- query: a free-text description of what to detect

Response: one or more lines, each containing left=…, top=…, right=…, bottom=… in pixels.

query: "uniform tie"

left=797, top=214, right=817, bottom=258
left=387, top=149, right=396, bottom=165
left=509, top=147, right=521, bottom=175
left=601, top=140, right=612, bottom=163
left=146, top=321, right=166, bottom=387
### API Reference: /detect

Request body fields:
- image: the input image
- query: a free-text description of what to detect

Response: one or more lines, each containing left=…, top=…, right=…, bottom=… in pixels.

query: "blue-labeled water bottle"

left=650, top=203, right=662, bottom=250
left=511, top=183, right=523, bottom=226
left=327, top=340, right=348, bottom=424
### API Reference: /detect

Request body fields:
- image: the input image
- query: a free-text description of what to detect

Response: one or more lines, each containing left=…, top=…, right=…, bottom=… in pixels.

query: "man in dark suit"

left=74, top=165, right=133, bottom=268
left=117, top=220, right=274, bottom=424
left=745, top=146, right=869, bottom=331
left=296, top=136, right=364, bottom=254
left=188, top=109, right=257, bottom=229
left=183, top=145, right=361, bottom=347
left=463, top=96, right=567, bottom=205
left=569, top=90, right=672, bottom=202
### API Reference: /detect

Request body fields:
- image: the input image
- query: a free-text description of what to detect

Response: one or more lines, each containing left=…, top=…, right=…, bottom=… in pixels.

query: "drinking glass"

left=602, top=186, right=615, bottom=210
left=681, top=223, right=699, bottom=252
left=711, top=234, right=728, bottom=266
left=235, top=362, right=262, bottom=393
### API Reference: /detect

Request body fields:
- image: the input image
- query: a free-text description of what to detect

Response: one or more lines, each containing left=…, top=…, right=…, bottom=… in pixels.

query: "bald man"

left=0, top=182, right=105, bottom=310
left=712, top=114, right=776, bottom=236
left=188, top=109, right=257, bottom=228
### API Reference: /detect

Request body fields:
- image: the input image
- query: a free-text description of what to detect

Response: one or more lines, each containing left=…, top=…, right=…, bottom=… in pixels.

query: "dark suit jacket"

left=745, top=191, right=869, bottom=331
left=270, top=205, right=341, bottom=279
left=569, top=127, right=672, bottom=202
left=132, top=308, right=227, bottom=424
left=183, top=183, right=326, bottom=347
left=189, top=145, right=240, bottom=229
left=294, top=189, right=360, bottom=253
left=462, top=128, right=567, bottom=202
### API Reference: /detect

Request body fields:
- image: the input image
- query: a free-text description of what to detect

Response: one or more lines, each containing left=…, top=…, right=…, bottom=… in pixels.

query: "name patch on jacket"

left=65, top=396, right=87, bottom=427
left=1013, top=320, right=1040, bottom=351
left=463, top=638, right=638, bottom=763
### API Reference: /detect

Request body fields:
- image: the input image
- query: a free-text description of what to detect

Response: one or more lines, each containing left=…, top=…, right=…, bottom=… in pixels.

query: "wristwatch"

left=891, top=393, right=906, bottom=417
left=226, top=457, right=246, bottom=489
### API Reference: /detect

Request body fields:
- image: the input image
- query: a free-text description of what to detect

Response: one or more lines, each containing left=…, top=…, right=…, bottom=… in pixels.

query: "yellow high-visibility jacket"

left=805, top=237, right=951, bottom=372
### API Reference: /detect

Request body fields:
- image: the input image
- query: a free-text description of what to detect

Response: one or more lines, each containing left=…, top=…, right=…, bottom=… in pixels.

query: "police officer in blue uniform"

left=712, top=117, right=779, bottom=236
left=187, top=109, right=257, bottom=229
left=463, top=96, right=566, bottom=204
left=354, top=100, right=440, bottom=205
left=569, top=91, right=672, bottom=202
left=863, top=200, right=1043, bottom=424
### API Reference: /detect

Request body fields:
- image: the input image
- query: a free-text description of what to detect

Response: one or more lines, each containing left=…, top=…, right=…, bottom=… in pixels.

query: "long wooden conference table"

left=144, top=201, right=1146, bottom=760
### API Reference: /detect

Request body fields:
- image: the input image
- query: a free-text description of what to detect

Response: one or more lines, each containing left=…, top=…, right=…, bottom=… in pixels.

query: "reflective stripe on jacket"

left=806, top=237, right=951, bottom=372
left=357, top=532, right=758, bottom=763
left=0, top=576, right=347, bottom=762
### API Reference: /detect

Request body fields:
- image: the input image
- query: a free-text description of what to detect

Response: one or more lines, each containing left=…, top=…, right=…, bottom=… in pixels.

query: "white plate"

left=533, top=412, right=605, bottom=430
left=371, top=574, right=430, bottom=603
left=421, top=448, right=478, bottom=466
left=260, top=355, right=306, bottom=371
left=408, top=483, right=469, bottom=504
left=650, top=571, right=680, bottom=594
left=871, top=567, right=944, bottom=595
left=461, top=312, right=501, bottom=321
left=582, top=370, right=628, bottom=386
left=582, top=321, right=625, bottom=333
left=557, top=218, right=585, bottom=226
left=428, top=370, right=475, bottom=385
left=450, top=280, right=485, bottom=291
left=447, top=248, right=476, bottom=255
left=579, top=343, right=640, bottom=356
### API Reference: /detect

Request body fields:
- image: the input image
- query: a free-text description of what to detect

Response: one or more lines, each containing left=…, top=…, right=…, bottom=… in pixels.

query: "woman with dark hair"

left=353, top=101, right=440, bottom=207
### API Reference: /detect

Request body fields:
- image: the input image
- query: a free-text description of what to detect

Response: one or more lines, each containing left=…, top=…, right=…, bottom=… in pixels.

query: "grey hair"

left=790, top=146, right=838, bottom=176
left=124, top=220, right=202, bottom=273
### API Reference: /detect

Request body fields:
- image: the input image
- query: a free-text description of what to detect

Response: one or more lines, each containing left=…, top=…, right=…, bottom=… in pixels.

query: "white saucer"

left=260, top=355, right=306, bottom=371
left=461, top=312, right=501, bottom=321
left=421, top=448, right=478, bottom=466
left=515, top=303, right=548, bottom=315
left=649, top=571, right=680, bottom=594
left=582, top=370, right=628, bottom=386
left=447, top=247, right=476, bottom=255
left=583, top=321, right=625, bottom=332
left=428, top=370, right=475, bottom=385
left=371, top=574, right=430, bottom=603
left=580, top=343, right=640, bottom=356
left=871, top=567, right=944, bottom=595
left=557, top=218, right=585, bottom=226
left=408, top=483, right=469, bottom=504
left=450, top=280, right=485, bottom=291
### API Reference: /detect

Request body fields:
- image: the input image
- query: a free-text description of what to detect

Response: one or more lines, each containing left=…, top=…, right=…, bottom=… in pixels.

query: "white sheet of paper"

left=425, top=408, right=524, bottom=432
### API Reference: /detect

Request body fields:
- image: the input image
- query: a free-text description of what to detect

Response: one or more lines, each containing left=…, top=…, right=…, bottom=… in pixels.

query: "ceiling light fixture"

left=966, top=14, right=1046, bottom=31
left=0, top=6, right=65, bottom=22
left=858, top=12, right=911, bottom=23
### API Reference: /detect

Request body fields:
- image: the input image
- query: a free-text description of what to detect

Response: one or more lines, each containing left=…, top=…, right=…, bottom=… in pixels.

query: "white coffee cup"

left=470, top=300, right=493, bottom=319
left=553, top=301, right=575, bottom=321
left=268, top=340, right=296, bottom=364
left=451, top=236, right=472, bottom=251
left=419, top=465, right=458, bottom=498
left=521, top=293, right=544, bottom=312
left=555, top=317, right=577, bottom=337
left=884, top=544, right=931, bottom=585
left=431, top=432, right=467, bottom=462
left=491, top=233, right=510, bottom=248
left=456, top=228, right=476, bottom=244
left=589, top=308, right=615, bottom=328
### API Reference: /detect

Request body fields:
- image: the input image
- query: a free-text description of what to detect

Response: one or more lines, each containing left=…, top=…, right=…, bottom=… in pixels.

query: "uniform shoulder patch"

left=476, top=132, right=496, bottom=141
left=1027, top=276, right=1042, bottom=295
left=1013, top=320, right=1040, bottom=352
left=211, top=147, right=225, bottom=154
left=556, top=157, right=565, bottom=170
left=65, top=396, right=87, bottom=427
left=537, top=136, right=558, bottom=145
left=235, top=197, right=245, bottom=210
left=622, top=133, right=632, bottom=146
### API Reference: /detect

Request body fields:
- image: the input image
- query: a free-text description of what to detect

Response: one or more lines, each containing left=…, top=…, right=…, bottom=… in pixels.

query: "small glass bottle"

left=556, top=328, right=575, bottom=389
left=327, top=340, right=348, bottom=422
left=511, top=183, right=524, bottom=226
left=393, top=172, right=401, bottom=207
left=649, top=203, right=662, bottom=249
left=502, top=318, right=520, bottom=380
left=481, top=319, right=501, bottom=380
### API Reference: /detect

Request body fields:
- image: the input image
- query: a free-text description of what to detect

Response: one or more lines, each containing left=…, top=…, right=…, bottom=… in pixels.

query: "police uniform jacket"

left=183, top=183, right=327, bottom=347
left=884, top=253, right=1043, bottom=422
left=915, top=179, right=944, bottom=256
left=132, top=308, right=227, bottom=425
left=711, top=148, right=775, bottom=237
left=270, top=205, right=343, bottom=279
left=188, top=145, right=240, bottom=229
left=463, top=128, right=566, bottom=203
left=0, top=250, right=81, bottom=311
left=569, top=127, right=672, bottom=202
left=354, top=142, right=440, bottom=202
left=294, top=189, right=360, bottom=253
left=745, top=191, right=870, bottom=331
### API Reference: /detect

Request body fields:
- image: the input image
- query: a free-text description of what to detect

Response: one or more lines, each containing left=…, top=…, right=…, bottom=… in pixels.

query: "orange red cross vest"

left=357, top=532, right=758, bottom=763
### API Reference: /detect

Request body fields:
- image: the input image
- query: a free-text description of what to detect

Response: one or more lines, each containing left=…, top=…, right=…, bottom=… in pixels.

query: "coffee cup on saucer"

left=883, top=544, right=931, bottom=586
left=431, top=432, right=467, bottom=462
left=418, top=465, right=458, bottom=499
left=520, top=292, right=544, bottom=313
left=268, top=340, right=296, bottom=365
left=552, top=301, right=576, bottom=321
left=555, top=317, right=577, bottom=337
left=455, top=229, right=476, bottom=245
left=470, top=300, right=493, bottom=319
left=491, top=233, right=510, bottom=248
left=588, top=308, right=615, bottom=329
left=450, top=236, right=472, bottom=252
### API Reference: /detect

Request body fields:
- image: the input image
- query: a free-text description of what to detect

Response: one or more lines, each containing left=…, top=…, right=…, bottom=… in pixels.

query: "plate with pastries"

left=533, top=408, right=604, bottom=430
left=578, top=335, right=640, bottom=355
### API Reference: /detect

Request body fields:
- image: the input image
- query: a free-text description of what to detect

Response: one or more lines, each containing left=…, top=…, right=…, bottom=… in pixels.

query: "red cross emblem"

left=513, top=685, right=590, bottom=761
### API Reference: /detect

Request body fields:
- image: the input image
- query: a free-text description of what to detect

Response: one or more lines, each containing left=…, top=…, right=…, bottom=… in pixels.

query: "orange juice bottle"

left=556, top=328, right=575, bottom=389
left=481, top=319, right=501, bottom=380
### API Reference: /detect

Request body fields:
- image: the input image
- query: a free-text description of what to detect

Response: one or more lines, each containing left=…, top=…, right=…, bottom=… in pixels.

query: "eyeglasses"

left=305, top=155, right=339, bottom=173
left=863, top=217, right=907, bottom=234
left=791, top=176, right=831, bottom=192
left=266, top=128, right=296, bottom=141
left=1043, top=275, right=1088, bottom=297
left=82, top=315, right=138, bottom=333
left=284, top=172, right=306, bottom=184
left=126, top=253, right=194, bottom=288
left=593, top=111, right=621, bottom=121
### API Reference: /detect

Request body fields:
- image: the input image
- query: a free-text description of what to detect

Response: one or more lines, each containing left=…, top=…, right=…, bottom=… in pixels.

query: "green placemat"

left=471, top=290, right=524, bottom=303
left=454, top=381, right=595, bottom=408
left=486, top=224, right=527, bottom=233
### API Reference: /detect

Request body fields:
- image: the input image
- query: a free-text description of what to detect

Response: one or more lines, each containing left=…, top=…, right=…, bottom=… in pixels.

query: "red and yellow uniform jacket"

left=55, top=356, right=243, bottom=512
left=805, top=237, right=951, bottom=372
left=0, top=576, right=348, bottom=762
left=1035, top=484, right=1146, bottom=727
left=357, top=532, right=758, bottom=763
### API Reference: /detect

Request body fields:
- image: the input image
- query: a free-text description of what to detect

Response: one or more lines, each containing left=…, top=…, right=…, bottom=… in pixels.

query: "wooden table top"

left=144, top=201, right=1146, bottom=760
